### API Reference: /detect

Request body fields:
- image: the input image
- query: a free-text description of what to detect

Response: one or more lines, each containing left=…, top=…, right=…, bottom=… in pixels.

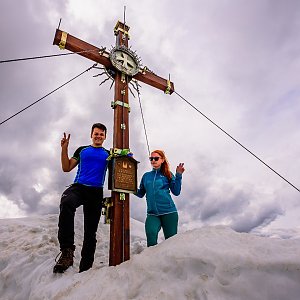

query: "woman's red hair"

left=152, top=150, right=172, bottom=180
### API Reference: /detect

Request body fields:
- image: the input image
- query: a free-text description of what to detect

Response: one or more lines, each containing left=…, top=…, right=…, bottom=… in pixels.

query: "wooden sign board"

left=108, top=156, right=139, bottom=193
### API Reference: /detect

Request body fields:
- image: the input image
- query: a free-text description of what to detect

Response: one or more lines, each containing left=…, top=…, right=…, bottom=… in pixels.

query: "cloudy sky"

left=1, top=0, right=300, bottom=233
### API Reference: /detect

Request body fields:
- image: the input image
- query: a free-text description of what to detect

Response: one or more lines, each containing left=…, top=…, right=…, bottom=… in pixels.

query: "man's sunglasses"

left=149, top=157, right=160, bottom=161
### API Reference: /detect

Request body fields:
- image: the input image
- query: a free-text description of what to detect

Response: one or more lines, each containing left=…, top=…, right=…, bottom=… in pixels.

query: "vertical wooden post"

left=109, top=21, right=130, bottom=266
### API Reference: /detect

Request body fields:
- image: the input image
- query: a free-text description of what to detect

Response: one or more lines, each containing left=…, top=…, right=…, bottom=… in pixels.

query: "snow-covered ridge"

left=1, top=214, right=300, bottom=300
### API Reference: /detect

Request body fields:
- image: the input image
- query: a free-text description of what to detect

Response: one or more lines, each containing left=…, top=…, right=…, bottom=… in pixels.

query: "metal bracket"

left=141, top=66, right=148, bottom=75
left=121, top=123, right=126, bottom=130
left=59, top=31, right=68, bottom=50
left=114, top=27, right=130, bottom=39
left=102, top=197, right=113, bottom=224
left=120, top=193, right=126, bottom=201
left=111, top=100, right=130, bottom=112
left=164, top=79, right=171, bottom=94
left=121, top=73, right=126, bottom=83
left=98, top=47, right=108, bottom=57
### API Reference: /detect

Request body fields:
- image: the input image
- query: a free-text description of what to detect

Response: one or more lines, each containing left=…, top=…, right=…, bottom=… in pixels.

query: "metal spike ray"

left=98, top=77, right=111, bottom=86
left=134, top=80, right=141, bottom=95
left=93, top=66, right=105, bottom=70
left=109, top=80, right=115, bottom=90
left=93, top=72, right=106, bottom=77
left=130, top=80, right=141, bottom=95
left=128, top=86, right=136, bottom=98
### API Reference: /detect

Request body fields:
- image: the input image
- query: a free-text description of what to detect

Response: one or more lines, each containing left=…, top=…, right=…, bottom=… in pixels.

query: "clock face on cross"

left=109, top=46, right=140, bottom=77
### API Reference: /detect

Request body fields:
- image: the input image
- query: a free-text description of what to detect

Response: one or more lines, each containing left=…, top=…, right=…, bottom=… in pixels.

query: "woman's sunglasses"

left=149, top=157, right=160, bottom=161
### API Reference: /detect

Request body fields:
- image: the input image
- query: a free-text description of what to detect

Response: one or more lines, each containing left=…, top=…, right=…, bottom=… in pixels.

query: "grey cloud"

left=177, top=172, right=285, bottom=233
left=0, top=0, right=299, bottom=235
left=231, top=203, right=285, bottom=233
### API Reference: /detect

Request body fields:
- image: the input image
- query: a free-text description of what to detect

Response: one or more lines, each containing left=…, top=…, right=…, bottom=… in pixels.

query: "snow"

left=1, top=215, right=300, bottom=300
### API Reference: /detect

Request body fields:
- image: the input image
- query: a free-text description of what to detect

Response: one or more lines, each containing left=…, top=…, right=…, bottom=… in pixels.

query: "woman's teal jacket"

left=135, top=168, right=182, bottom=215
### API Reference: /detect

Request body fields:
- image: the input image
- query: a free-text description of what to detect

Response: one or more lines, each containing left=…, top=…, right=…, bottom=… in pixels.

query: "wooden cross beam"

left=53, top=26, right=174, bottom=94
left=53, top=20, right=175, bottom=266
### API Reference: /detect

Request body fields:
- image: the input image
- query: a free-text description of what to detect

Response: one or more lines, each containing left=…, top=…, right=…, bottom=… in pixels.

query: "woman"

left=136, top=150, right=185, bottom=246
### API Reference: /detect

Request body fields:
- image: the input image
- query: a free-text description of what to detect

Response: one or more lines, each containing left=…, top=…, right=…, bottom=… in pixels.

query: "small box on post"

left=108, top=156, right=139, bottom=193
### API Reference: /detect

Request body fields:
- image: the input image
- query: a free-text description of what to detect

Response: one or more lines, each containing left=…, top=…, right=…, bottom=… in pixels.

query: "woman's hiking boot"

left=53, top=247, right=75, bottom=273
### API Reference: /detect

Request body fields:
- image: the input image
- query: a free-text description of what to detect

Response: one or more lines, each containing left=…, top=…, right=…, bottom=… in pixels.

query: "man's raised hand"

left=61, top=132, right=70, bottom=148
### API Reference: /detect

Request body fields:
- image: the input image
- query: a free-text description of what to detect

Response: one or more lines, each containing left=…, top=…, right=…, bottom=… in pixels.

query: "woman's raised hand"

left=176, top=163, right=185, bottom=174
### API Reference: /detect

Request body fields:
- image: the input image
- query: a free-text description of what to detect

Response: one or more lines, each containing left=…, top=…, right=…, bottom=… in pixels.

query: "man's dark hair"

left=91, top=123, right=107, bottom=136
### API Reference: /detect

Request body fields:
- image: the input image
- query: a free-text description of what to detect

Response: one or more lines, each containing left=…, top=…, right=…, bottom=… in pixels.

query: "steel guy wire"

left=135, top=81, right=151, bottom=156
left=0, top=64, right=96, bottom=126
left=173, top=90, right=300, bottom=193
left=0, top=49, right=102, bottom=64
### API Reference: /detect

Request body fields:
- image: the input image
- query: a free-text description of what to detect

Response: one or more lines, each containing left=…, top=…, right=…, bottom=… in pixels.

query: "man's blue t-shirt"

left=72, top=146, right=109, bottom=188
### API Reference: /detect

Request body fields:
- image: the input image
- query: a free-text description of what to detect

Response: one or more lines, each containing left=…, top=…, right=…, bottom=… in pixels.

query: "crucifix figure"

left=53, top=20, right=174, bottom=266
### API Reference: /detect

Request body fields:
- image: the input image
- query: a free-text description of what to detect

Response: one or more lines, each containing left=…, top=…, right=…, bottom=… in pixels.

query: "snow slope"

left=1, top=214, right=300, bottom=300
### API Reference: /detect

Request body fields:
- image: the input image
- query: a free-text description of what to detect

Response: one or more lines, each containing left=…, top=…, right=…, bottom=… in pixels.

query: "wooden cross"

left=53, top=20, right=174, bottom=266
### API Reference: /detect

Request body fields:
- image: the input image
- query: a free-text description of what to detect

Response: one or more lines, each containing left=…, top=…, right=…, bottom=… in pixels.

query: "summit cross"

left=53, top=20, right=175, bottom=266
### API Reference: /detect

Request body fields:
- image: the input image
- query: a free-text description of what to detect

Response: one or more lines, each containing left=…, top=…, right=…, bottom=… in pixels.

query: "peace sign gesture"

left=61, top=132, right=70, bottom=148
left=176, top=163, right=185, bottom=174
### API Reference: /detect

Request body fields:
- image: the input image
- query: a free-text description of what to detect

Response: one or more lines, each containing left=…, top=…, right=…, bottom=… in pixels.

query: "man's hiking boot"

left=53, top=247, right=75, bottom=273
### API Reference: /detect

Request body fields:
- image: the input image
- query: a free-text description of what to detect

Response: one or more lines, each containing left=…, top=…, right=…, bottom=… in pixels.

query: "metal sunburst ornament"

left=109, top=45, right=141, bottom=77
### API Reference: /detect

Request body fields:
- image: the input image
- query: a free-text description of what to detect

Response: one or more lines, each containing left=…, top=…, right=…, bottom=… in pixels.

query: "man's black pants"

left=58, top=183, right=103, bottom=272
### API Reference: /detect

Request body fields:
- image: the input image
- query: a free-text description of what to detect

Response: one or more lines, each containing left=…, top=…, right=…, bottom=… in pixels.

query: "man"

left=53, top=123, right=109, bottom=273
